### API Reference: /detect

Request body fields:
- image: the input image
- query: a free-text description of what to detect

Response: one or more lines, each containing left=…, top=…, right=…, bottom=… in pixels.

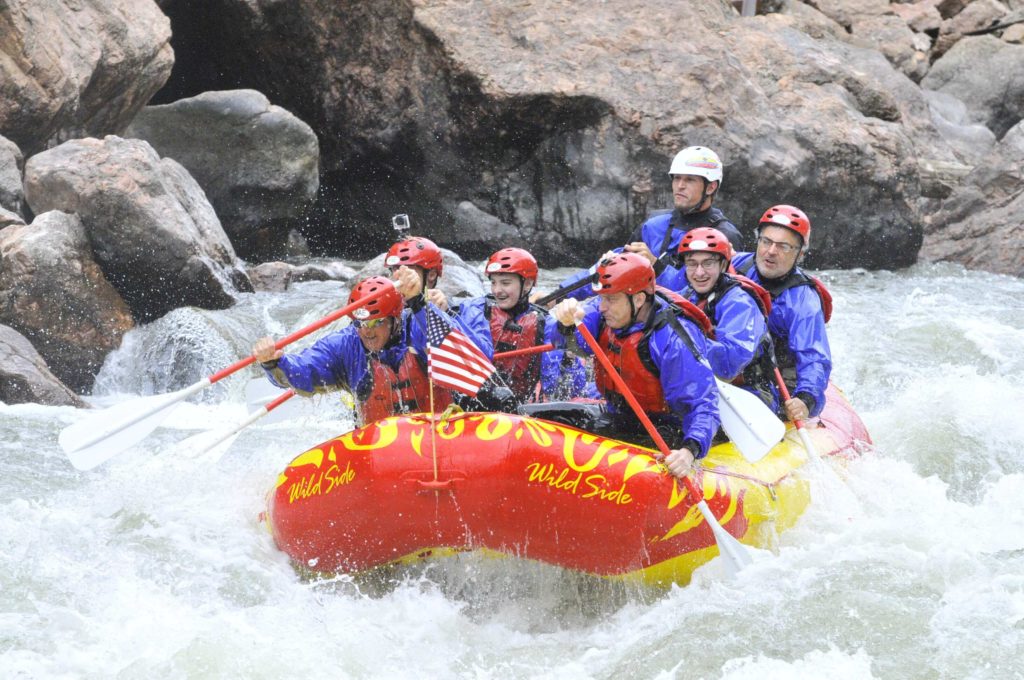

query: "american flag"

left=426, top=307, right=495, bottom=397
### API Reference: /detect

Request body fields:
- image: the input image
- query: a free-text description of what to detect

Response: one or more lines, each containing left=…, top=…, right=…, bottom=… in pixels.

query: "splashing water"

left=2, top=264, right=1023, bottom=679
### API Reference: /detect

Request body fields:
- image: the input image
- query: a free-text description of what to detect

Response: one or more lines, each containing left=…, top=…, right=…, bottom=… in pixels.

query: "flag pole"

left=428, top=375, right=439, bottom=483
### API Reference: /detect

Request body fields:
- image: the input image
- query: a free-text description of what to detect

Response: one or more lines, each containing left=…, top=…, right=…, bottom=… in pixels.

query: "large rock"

left=155, top=0, right=960, bottom=269
left=0, top=212, right=134, bottom=393
left=922, top=35, right=1024, bottom=138
left=125, top=90, right=320, bottom=260
left=23, top=136, right=253, bottom=322
left=920, top=120, right=1024, bottom=276
left=0, top=135, right=25, bottom=217
left=0, top=0, right=173, bottom=156
left=0, top=324, right=87, bottom=407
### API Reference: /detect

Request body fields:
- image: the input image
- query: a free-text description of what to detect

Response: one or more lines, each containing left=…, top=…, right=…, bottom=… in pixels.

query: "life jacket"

left=735, top=260, right=832, bottom=322
left=486, top=299, right=545, bottom=402
left=594, top=295, right=710, bottom=414
left=359, top=350, right=450, bottom=424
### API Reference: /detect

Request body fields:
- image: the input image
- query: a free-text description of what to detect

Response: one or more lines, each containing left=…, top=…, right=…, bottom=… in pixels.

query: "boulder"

left=0, top=212, right=134, bottom=393
left=922, top=35, right=1024, bottom=138
left=23, top=136, right=253, bottom=322
left=154, top=0, right=954, bottom=269
left=920, top=120, right=1024, bottom=276
left=0, top=324, right=88, bottom=407
left=125, top=90, right=320, bottom=260
left=0, top=135, right=25, bottom=218
left=247, top=260, right=357, bottom=293
left=0, top=0, right=173, bottom=156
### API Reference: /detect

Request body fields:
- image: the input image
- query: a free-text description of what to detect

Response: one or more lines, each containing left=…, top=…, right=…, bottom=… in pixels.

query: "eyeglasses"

left=683, top=258, right=722, bottom=272
left=353, top=317, right=388, bottom=330
left=757, top=236, right=799, bottom=254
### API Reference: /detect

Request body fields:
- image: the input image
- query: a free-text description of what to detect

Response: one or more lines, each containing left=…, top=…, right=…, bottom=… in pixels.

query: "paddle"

left=715, top=379, right=785, bottom=462
left=772, top=367, right=821, bottom=462
left=533, top=272, right=597, bottom=307
left=574, top=321, right=752, bottom=577
left=59, top=283, right=395, bottom=470
left=174, top=389, right=297, bottom=463
left=493, top=343, right=554, bottom=360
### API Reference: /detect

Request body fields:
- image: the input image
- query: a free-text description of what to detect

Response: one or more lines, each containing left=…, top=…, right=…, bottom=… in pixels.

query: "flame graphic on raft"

left=273, top=412, right=734, bottom=519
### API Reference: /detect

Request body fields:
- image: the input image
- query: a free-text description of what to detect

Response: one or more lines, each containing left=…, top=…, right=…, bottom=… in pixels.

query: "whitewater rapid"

left=2, top=262, right=1022, bottom=680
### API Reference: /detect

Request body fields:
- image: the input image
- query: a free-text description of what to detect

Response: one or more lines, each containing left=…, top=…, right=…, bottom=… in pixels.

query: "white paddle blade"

left=244, top=379, right=310, bottom=425
left=696, top=499, right=754, bottom=578
left=715, top=379, right=785, bottom=463
left=59, top=389, right=193, bottom=470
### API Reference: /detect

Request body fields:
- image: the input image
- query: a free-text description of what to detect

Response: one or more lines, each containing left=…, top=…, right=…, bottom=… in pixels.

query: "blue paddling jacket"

left=732, top=252, right=832, bottom=417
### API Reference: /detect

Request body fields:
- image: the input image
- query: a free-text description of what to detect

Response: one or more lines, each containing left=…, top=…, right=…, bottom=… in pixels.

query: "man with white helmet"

left=546, top=146, right=742, bottom=303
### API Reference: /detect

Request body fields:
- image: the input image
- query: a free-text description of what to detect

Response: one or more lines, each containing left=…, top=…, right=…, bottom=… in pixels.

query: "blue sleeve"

left=705, top=288, right=768, bottom=381
left=540, top=349, right=589, bottom=399
left=773, top=287, right=832, bottom=416
left=649, top=322, right=720, bottom=458
left=451, top=297, right=494, bottom=359
left=264, top=328, right=365, bottom=396
left=656, top=264, right=689, bottom=292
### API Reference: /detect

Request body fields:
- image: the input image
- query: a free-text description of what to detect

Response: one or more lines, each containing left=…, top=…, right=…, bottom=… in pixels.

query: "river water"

left=2, top=263, right=1023, bottom=680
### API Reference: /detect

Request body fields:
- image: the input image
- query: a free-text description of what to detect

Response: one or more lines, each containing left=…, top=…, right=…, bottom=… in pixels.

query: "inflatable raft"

left=263, top=383, right=871, bottom=585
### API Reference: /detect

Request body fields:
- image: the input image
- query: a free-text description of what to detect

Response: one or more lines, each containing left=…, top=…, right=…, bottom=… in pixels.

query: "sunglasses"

left=352, top=317, right=389, bottom=330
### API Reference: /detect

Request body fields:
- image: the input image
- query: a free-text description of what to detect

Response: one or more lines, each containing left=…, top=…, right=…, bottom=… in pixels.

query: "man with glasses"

left=251, top=268, right=480, bottom=425
left=668, top=227, right=777, bottom=409
left=732, top=205, right=832, bottom=423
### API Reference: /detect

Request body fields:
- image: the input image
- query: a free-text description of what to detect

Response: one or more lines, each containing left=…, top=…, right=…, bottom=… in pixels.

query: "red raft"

left=264, top=384, right=871, bottom=585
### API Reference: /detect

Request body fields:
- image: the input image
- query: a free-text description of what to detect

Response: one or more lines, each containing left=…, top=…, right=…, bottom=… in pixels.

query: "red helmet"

left=758, top=205, right=810, bottom=248
left=485, top=247, right=538, bottom=282
left=678, top=227, right=733, bottom=260
left=592, top=252, right=656, bottom=296
left=347, top=276, right=404, bottom=321
left=385, top=237, right=444, bottom=276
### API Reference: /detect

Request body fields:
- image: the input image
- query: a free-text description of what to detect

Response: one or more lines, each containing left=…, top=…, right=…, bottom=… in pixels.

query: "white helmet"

left=667, top=146, right=723, bottom=184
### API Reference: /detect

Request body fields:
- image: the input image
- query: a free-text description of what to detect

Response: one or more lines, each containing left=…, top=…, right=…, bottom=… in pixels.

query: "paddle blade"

left=245, top=379, right=311, bottom=425
left=59, top=390, right=189, bottom=470
left=696, top=499, right=754, bottom=577
left=716, top=379, right=785, bottom=463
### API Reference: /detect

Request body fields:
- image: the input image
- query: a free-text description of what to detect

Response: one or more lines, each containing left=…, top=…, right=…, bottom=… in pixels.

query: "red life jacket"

left=593, top=293, right=710, bottom=414
left=488, top=302, right=545, bottom=402
left=594, top=323, right=669, bottom=415
left=359, top=351, right=450, bottom=424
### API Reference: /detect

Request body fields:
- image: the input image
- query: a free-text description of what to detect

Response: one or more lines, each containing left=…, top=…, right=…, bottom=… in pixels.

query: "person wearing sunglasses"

left=665, top=227, right=777, bottom=409
left=251, top=268, right=476, bottom=425
left=542, top=146, right=743, bottom=305
left=732, top=205, right=833, bottom=424
left=542, top=253, right=720, bottom=474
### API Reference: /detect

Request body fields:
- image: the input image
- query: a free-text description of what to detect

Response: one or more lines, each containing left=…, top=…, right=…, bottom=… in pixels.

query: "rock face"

left=0, top=212, right=134, bottom=393
left=921, top=120, right=1024, bottom=277
left=0, top=324, right=88, bottom=407
left=125, top=90, right=320, bottom=259
left=0, top=0, right=173, bottom=156
left=23, top=136, right=254, bottom=322
left=152, top=0, right=968, bottom=269
left=922, top=36, right=1024, bottom=139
